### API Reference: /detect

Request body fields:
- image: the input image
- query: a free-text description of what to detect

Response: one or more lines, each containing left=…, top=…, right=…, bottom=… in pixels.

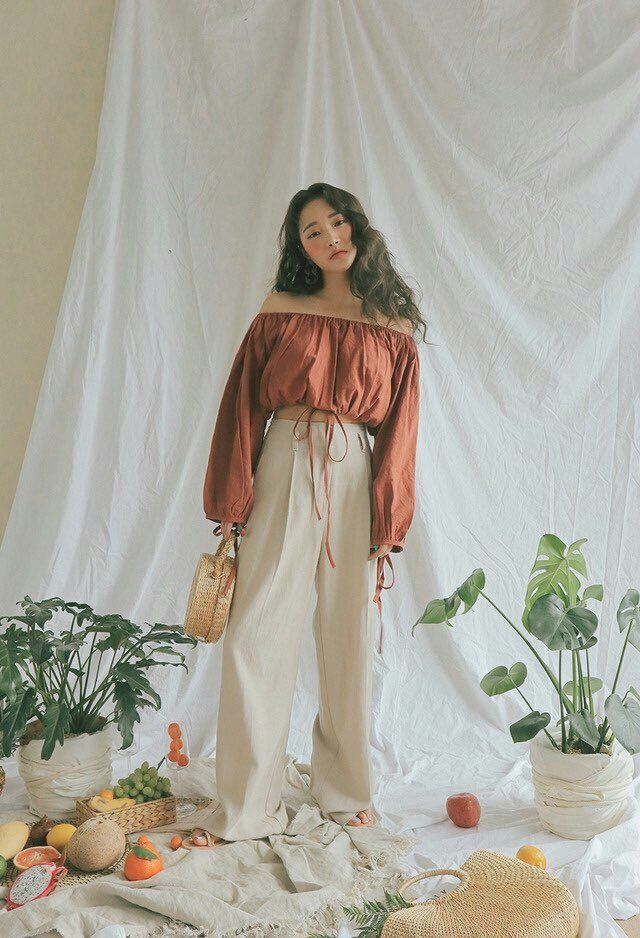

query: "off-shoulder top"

left=203, top=309, right=420, bottom=638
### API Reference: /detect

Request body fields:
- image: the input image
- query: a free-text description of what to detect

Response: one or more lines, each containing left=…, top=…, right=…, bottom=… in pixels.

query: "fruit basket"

left=75, top=760, right=177, bottom=834
left=75, top=794, right=176, bottom=834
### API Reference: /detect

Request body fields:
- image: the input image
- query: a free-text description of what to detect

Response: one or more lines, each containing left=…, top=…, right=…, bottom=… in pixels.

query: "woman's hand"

left=369, top=544, right=392, bottom=561
left=220, top=522, right=234, bottom=538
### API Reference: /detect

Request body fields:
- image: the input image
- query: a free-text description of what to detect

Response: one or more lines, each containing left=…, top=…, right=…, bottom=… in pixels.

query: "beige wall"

left=0, top=0, right=115, bottom=539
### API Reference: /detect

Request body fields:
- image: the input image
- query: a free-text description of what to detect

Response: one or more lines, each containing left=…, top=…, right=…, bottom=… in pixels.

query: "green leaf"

left=480, top=663, right=527, bottom=696
left=0, top=687, right=37, bottom=756
left=412, top=568, right=485, bottom=635
left=509, top=711, right=551, bottom=743
left=527, top=594, right=598, bottom=650
left=604, top=693, right=640, bottom=753
left=522, top=535, right=588, bottom=628
left=26, top=629, right=54, bottom=667
left=113, top=682, right=141, bottom=750
left=40, top=702, right=71, bottom=760
left=131, top=844, right=158, bottom=860
left=562, top=676, right=603, bottom=696
left=582, top=584, right=603, bottom=602
left=617, top=590, right=640, bottom=653
left=456, top=569, right=486, bottom=611
left=111, top=663, right=161, bottom=710
left=567, top=708, right=600, bottom=748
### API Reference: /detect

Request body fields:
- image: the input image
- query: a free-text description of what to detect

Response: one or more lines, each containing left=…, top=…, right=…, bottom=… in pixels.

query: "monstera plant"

left=413, top=535, right=640, bottom=838
left=0, top=595, right=197, bottom=758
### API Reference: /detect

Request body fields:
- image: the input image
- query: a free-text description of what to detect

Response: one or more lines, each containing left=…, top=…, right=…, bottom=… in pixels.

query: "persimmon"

left=167, top=750, right=180, bottom=763
left=177, top=753, right=189, bottom=767
left=167, top=722, right=181, bottom=739
left=169, top=738, right=183, bottom=753
left=170, top=835, right=183, bottom=850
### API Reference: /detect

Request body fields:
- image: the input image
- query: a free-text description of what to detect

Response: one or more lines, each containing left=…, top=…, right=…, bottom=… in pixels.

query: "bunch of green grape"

left=113, top=761, right=172, bottom=803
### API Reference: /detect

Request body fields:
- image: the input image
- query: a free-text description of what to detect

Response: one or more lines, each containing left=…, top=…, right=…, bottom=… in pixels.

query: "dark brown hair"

left=269, top=182, right=428, bottom=342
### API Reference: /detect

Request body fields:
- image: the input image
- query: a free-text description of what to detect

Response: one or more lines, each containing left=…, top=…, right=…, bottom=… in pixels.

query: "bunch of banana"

left=88, top=795, right=137, bottom=813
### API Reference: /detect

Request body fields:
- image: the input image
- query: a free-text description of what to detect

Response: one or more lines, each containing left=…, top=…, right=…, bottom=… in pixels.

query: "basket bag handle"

left=211, top=523, right=244, bottom=596
left=396, top=867, right=470, bottom=901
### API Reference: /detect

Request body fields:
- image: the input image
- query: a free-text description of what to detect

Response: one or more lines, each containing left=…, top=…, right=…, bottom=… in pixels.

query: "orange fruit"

left=167, top=723, right=181, bottom=739
left=516, top=845, right=546, bottom=869
left=177, top=753, right=189, bottom=767
left=168, top=750, right=180, bottom=763
left=170, top=835, right=182, bottom=850
left=99, top=789, right=114, bottom=800
left=169, top=738, right=183, bottom=753
left=124, top=840, right=164, bottom=881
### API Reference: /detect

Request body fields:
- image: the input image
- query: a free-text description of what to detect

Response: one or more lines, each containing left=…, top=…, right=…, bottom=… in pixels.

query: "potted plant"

left=413, top=534, right=638, bottom=840
left=0, top=596, right=197, bottom=816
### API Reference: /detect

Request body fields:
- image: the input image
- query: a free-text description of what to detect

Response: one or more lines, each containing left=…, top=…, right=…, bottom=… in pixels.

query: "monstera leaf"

left=412, top=569, right=485, bottom=634
left=527, top=594, right=597, bottom=651
left=522, top=535, right=588, bottom=629
left=604, top=693, right=640, bottom=754
left=480, top=663, right=527, bottom=696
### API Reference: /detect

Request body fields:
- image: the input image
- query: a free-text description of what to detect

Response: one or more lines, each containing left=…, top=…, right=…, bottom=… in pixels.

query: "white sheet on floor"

left=1, top=1, right=640, bottom=935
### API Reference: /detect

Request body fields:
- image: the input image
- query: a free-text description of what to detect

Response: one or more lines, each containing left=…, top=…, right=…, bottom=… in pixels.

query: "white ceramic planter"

left=18, top=725, right=115, bottom=817
left=530, top=726, right=634, bottom=840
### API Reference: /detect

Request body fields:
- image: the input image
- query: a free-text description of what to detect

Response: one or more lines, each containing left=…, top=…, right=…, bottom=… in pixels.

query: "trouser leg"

left=308, top=424, right=378, bottom=826
left=196, top=418, right=322, bottom=840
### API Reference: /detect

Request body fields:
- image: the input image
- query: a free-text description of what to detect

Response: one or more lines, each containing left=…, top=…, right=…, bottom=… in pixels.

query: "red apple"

left=446, top=792, right=481, bottom=828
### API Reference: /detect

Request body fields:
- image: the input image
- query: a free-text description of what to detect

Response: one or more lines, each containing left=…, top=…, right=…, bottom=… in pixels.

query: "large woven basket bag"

left=381, top=849, right=579, bottom=938
left=184, top=525, right=243, bottom=643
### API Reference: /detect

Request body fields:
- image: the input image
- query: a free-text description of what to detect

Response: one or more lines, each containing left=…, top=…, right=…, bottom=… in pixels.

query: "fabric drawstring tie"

left=289, top=406, right=395, bottom=656
left=373, top=553, right=395, bottom=654
left=292, top=405, right=348, bottom=569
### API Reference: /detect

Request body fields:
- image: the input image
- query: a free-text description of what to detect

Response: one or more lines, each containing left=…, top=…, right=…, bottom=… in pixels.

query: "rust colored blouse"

left=203, top=309, right=420, bottom=639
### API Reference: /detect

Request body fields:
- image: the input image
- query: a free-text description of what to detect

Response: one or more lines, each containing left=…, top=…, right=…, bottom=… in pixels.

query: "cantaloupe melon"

left=66, top=816, right=126, bottom=872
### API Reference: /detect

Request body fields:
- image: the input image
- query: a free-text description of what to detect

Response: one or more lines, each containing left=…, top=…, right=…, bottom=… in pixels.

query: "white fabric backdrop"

left=1, top=0, right=640, bottom=933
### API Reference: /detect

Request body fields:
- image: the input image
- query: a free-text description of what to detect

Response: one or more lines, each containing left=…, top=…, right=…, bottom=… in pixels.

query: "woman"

left=187, top=182, right=426, bottom=848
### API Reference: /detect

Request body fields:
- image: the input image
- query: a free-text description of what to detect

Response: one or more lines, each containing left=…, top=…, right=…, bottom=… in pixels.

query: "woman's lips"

left=330, top=250, right=347, bottom=258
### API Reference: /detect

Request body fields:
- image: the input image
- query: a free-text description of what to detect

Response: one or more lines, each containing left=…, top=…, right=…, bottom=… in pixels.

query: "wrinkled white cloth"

left=530, top=733, right=635, bottom=840
left=17, top=728, right=115, bottom=817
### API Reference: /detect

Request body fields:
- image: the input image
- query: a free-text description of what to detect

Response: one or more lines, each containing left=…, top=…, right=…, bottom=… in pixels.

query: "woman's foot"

left=180, top=827, right=227, bottom=849
left=346, top=809, right=375, bottom=826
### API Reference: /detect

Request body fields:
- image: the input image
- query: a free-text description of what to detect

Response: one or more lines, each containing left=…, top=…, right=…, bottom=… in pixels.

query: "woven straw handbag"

left=184, top=525, right=243, bottom=643
left=381, top=849, right=579, bottom=938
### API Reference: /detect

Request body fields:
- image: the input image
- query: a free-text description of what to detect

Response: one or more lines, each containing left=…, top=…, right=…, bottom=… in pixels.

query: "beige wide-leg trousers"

left=199, top=416, right=378, bottom=840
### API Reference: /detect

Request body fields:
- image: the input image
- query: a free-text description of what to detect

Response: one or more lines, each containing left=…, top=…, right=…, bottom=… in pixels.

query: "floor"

left=619, top=916, right=640, bottom=936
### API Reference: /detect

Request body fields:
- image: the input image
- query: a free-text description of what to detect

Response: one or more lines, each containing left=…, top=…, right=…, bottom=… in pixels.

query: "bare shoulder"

left=258, top=291, right=306, bottom=315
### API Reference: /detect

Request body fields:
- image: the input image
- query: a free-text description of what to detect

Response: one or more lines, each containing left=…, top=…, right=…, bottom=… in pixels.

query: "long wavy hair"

left=268, top=182, right=428, bottom=343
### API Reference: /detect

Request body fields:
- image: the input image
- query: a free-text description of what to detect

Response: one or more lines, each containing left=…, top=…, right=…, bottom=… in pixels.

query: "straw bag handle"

left=396, top=867, right=470, bottom=901
left=211, top=524, right=244, bottom=596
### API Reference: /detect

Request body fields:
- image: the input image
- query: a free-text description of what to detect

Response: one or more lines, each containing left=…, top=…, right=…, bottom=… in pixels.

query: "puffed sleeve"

left=368, top=343, right=420, bottom=552
left=203, top=314, right=272, bottom=526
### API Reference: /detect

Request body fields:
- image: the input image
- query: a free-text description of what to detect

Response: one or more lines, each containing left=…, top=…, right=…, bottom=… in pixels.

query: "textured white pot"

left=530, top=726, right=634, bottom=840
left=18, top=725, right=114, bottom=817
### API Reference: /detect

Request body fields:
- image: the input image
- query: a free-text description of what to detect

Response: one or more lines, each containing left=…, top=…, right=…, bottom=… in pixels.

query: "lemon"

left=46, top=823, right=77, bottom=851
left=516, top=844, right=546, bottom=869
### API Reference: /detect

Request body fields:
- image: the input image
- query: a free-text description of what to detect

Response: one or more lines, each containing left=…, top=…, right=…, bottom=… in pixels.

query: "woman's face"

left=298, top=198, right=356, bottom=273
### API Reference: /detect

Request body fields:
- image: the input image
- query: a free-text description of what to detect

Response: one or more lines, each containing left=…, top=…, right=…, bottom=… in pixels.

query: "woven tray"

left=0, top=797, right=213, bottom=889
left=75, top=794, right=177, bottom=834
